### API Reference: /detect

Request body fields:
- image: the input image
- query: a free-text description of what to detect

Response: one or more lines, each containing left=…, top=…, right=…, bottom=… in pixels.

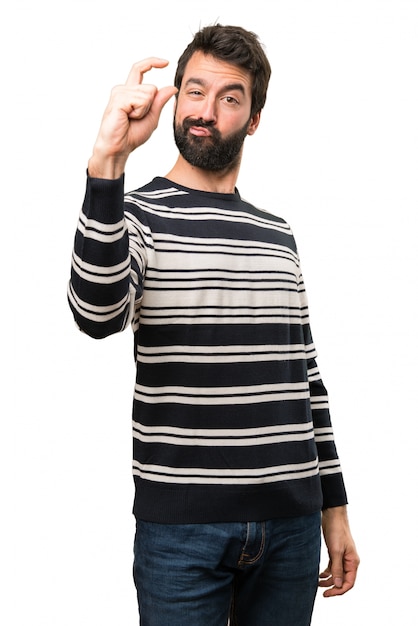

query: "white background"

left=3, top=0, right=417, bottom=624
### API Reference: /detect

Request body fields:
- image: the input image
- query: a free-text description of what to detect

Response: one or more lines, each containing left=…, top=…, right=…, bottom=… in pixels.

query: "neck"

left=165, top=155, right=240, bottom=194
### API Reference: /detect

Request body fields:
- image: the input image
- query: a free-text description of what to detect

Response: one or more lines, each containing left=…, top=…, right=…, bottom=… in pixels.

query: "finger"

left=126, top=57, right=170, bottom=86
left=329, top=552, right=344, bottom=590
left=322, top=576, right=355, bottom=597
left=320, top=560, right=359, bottom=596
left=125, top=84, right=159, bottom=119
left=126, top=84, right=177, bottom=124
left=149, top=85, right=178, bottom=116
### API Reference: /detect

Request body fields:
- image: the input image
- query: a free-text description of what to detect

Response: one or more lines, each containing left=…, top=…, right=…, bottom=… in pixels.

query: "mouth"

left=183, top=117, right=215, bottom=139
left=188, top=126, right=213, bottom=137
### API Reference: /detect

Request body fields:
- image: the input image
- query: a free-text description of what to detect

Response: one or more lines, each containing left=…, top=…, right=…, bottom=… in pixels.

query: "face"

left=174, top=51, right=260, bottom=172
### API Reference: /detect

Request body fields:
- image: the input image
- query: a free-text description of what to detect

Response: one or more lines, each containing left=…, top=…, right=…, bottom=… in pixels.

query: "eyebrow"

left=184, top=77, right=246, bottom=95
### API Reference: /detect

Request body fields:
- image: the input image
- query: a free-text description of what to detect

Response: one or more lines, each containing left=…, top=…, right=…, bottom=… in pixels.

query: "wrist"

left=322, top=505, right=348, bottom=519
left=88, top=147, right=127, bottom=180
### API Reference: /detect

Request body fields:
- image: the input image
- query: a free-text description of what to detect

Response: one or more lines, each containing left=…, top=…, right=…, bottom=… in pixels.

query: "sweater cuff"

left=321, top=473, right=348, bottom=509
left=84, top=171, right=125, bottom=223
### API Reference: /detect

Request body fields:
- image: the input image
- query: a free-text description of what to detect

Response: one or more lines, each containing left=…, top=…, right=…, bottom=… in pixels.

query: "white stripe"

left=135, top=421, right=313, bottom=438
left=71, top=262, right=131, bottom=285
left=307, top=365, right=320, bottom=380
left=319, top=459, right=342, bottom=476
left=314, top=427, right=334, bottom=436
left=133, top=306, right=309, bottom=327
left=72, top=251, right=130, bottom=276
left=136, top=343, right=308, bottom=364
left=146, top=269, right=297, bottom=281
left=314, top=427, right=335, bottom=443
left=139, top=289, right=303, bottom=310
left=138, top=343, right=307, bottom=356
left=144, top=279, right=297, bottom=291
left=68, top=284, right=130, bottom=322
left=134, top=432, right=314, bottom=446
left=125, top=198, right=292, bottom=235
left=128, top=188, right=188, bottom=199
left=136, top=381, right=308, bottom=396
left=138, top=314, right=308, bottom=326
left=132, top=459, right=319, bottom=485
left=310, top=396, right=329, bottom=410
left=319, top=459, right=340, bottom=469
left=152, top=234, right=297, bottom=257
left=78, top=214, right=126, bottom=243
left=133, top=421, right=314, bottom=446
left=134, top=382, right=309, bottom=405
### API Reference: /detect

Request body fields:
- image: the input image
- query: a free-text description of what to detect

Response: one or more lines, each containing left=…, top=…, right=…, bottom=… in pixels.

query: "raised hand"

left=88, top=58, right=178, bottom=179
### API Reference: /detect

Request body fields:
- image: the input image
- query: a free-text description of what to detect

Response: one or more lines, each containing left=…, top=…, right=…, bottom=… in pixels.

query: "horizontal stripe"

left=136, top=314, right=309, bottom=326
left=68, top=283, right=130, bottom=322
left=136, top=343, right=311, bottom=364
left=71, top=252, right=131, bottom=285
left=319, top=459, right=342, bottom=476
left=138, top=289, right=304, bottom=309
left=78, top=213, right=126, bottom=242
left=131, top=187, right=188, bottom=199
left=314, top=426, right=335, bottom=443
left=310, top=397, right=330, bottom=410
left=134, top=382, right=309, bottom=405
left=132, top=421, right=314, bottom=446
left=146, top=268, right=297, bottom=279
left=151, top=235, right=298, bottom=259
left=125, top=197, right=293, bottom=236
left=132, top=458, right=319, bottom=485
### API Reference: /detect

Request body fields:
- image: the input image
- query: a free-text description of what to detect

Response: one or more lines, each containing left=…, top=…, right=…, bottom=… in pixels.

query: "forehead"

left=181, top=51, right=253, bottom=93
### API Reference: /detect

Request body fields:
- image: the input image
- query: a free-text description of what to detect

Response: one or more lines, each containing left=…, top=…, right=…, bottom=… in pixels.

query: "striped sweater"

left=68, top=174, right=348, bottom=523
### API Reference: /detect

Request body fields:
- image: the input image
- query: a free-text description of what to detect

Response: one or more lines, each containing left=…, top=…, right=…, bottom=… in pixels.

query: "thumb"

left=151, top=85, right=178, bottom=119
left=331, top=558, right=344, bottom=589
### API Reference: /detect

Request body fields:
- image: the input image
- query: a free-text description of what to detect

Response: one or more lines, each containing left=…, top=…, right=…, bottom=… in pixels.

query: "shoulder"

left=240, top=197, right=295, bottom=235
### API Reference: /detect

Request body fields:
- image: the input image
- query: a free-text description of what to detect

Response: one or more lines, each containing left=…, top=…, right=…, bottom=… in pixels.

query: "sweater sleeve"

left=298, top=268, right=349, bottom=509
left=67, top=174, right=143, bottom=339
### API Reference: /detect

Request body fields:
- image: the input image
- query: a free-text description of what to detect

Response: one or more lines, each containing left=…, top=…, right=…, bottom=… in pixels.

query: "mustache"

left=182, top=118, right=221, bottom=139
left=183, top=117, right=214, bottom=129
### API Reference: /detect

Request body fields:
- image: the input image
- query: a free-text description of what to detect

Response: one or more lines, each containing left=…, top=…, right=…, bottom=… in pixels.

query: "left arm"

left=296, top=262, right=360, bottom=594
left=319, top=505, right=360, bottom=596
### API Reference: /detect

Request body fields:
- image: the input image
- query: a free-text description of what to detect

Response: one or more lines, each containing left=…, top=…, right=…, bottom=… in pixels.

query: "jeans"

left=133, top=511, right=321, bottom=626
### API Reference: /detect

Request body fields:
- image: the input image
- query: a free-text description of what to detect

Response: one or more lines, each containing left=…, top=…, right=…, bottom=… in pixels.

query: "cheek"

left=174, top=108, right=190, bottom=127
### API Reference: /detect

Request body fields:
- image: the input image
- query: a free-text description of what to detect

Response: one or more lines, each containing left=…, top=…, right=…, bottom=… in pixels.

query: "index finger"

left=126, top=57, right=170, bottom=86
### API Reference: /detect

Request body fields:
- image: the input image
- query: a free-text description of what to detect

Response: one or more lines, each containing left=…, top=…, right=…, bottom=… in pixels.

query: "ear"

left=247, top=111, right=261, bottom=136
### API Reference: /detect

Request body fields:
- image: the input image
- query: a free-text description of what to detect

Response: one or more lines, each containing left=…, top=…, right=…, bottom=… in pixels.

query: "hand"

left=88, top=58, right=178, bottom=179
left=319, top=505, right=360, bottom=597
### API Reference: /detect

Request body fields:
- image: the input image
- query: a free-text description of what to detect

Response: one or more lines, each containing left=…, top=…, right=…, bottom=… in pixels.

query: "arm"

left=295, top=264, right=360, bottom=593
left=320, top=505, right=360, bottom=596
left=67, top=59, right=177, bottom=338
left=299, top=270, right=348, bottom=509
left=305, top=332, right=360, bottom=596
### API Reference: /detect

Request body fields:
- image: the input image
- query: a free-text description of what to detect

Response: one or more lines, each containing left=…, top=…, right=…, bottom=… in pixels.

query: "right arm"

left=67, top=59, right=177, bottom=338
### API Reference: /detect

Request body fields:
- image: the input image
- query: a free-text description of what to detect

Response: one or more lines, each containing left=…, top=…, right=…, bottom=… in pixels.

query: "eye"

left=222, top=96, right=239, bottom=105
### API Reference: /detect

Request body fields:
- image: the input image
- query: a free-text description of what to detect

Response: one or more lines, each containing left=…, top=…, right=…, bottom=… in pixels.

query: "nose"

left=197, top=96, right=217, bottom=125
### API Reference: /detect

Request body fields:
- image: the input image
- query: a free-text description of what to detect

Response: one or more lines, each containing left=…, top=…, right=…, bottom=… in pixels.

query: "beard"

left=173, top=116, right=250, bottom=172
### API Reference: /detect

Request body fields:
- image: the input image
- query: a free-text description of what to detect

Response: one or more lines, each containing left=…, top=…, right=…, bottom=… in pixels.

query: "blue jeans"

left=133, top=512, right=321, bottom=626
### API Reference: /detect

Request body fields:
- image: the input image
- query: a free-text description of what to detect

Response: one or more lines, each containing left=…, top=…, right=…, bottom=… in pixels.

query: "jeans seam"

left=229, top=577, right=238, bottom=626
left=238, top=521, right=266, bottom=567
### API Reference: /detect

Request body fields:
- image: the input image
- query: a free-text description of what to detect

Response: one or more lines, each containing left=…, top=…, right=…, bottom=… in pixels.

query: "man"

left=68, top=24, right=359, bottom=626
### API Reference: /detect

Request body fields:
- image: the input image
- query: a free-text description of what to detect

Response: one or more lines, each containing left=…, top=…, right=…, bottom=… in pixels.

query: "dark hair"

left=174, top=24, right=271, bottom=116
